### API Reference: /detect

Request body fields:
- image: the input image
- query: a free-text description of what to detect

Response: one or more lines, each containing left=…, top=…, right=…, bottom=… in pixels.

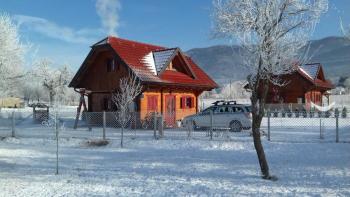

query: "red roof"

left=107, top=36, right=218, bottom=89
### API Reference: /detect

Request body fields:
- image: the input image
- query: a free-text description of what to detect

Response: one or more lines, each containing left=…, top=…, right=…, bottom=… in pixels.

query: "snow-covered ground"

left=0, top=126, right=349, bottom=196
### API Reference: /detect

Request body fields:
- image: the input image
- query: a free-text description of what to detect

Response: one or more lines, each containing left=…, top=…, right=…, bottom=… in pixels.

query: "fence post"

left=336, top=115, right=339, bottom=143
left=55, top=111, right=59, bottom=175
left=267, top=111, right=270, bottom=141
left=153, top=112, right=157, bottom=139
left=210, top=110, right=213, bottom=140
left=187, top=120, right=192, bottom=139
left=319, top=119, right=321, bottom=139
left=319, top=119, right=323, bottom=140
left=11, top=111, right=15, bottom=137
left=86, top=112, right=92, bottom=131
left=103, top=111, right=106, bottom=140
left=159, top=115, right=164, bottom=138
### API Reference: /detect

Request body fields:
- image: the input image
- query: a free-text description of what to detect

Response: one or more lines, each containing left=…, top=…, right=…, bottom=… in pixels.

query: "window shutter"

left=181, top=97, right=185, bottom=109
left=154, top=96, right=158, bottom=111
left=147, top=96, right=158, bottom=112
left=147, top=97, right=152, bottom=111
left=190, top=97, right=195, bottom=108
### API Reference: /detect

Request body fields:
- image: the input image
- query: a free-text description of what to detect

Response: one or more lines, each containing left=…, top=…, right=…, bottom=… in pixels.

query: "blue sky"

left=0, top=0, right=349, bottom=70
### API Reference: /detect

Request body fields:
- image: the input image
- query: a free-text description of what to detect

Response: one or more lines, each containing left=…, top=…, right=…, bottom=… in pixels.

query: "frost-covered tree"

left=64, top=88, right=80, bottom=106
left=221, top=81, right=250, bottom=99
left=213, top=0, right=328, bottom=179
left=112, top=71, right=142, bottom=148
left=33, top=59, right=71, bottom=105
left=21, top=84, right=34, bottom=104
left=0, top=14, right=25, bottom=98
left=20, top=82, right=46, bottom=104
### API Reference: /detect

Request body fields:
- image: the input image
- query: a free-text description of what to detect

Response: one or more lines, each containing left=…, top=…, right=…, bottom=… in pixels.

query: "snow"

left=141, top=52, right=157, bottom=75
left=0, top=121, right=349, bottom=196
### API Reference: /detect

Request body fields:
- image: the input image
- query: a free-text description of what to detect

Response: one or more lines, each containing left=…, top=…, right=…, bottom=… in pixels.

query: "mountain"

left=186, top=36, right=350, bottom=86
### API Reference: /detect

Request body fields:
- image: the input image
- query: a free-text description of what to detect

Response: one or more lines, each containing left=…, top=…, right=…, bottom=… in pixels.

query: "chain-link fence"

left=0, top=108, right=349, bottom=143
left=261, top=111, right=350, bottom=143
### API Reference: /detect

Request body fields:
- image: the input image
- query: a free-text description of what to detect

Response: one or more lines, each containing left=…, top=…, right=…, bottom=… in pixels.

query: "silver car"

left=182, top=101, right=252, bottom=132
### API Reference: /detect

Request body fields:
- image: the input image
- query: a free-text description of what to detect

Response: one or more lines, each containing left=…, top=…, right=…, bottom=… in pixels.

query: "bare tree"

left=112, top=71, right=143, bottom=148
left=213, top=0, right=328, bottom=179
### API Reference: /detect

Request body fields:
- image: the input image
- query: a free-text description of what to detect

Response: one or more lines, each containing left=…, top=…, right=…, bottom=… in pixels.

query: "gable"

left=297, top=63, right=333, bottom=89
left=153, top=48, right=177, bottom=73
left=160, top=50, right=196, bottom=79
left=316, top=66, right=326, bottom=81
left=73, top=46, right=132, bottom=91
left=299, top=64, right=320, bottom=80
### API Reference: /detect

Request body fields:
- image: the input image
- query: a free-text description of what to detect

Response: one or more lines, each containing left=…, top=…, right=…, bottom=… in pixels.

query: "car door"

left=212, top=106, right=230, bottom=128
left=231, top=106, right=245, bottom=124
left=194, top=106, right=215, bottom=127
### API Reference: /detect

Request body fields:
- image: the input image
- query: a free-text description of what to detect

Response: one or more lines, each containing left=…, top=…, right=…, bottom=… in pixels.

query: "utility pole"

left=229, top=79, right=232, bottom=99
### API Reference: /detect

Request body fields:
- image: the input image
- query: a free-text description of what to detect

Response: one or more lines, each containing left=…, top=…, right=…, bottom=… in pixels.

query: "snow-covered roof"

left=299, top=64, right=320, bottom=80
left=153, top=48, right=177, bottom=74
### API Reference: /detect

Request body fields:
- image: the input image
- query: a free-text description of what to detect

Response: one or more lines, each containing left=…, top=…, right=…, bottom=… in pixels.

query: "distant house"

left=245, top=63, right=334, bottom=109
left=69, top=37, right=218, bottom=126
left=0, top=97, right=24, bottom=108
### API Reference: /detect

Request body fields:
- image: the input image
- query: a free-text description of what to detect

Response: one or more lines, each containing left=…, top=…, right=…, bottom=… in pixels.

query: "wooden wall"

left=89, top=93, right=111, bottom=112
left=140, top=89, right=198, bottom=121
left=264, top=73, right=323, bottom=105
left=79, top=49, right=128, bottom=92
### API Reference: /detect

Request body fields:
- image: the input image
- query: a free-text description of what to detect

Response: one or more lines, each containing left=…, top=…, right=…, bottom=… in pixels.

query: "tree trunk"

left=250, top=79, right=273, bottom=180
left=49, top=91, right=54, bottom=106
left=251, top=111, right=270, bottom=178
left=121, top=126, right=124, bottom=148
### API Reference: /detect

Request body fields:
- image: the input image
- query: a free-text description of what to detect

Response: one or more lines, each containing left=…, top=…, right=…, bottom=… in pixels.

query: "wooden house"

left=69, top=37, right=218, bottom=127
left=247, top=63, right=334, bottom=109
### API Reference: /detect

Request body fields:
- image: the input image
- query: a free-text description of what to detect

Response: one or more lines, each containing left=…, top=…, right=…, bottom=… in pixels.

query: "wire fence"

left=0, top=109, right=349, bottom=143
left=261, top=111, right=350, bottom=143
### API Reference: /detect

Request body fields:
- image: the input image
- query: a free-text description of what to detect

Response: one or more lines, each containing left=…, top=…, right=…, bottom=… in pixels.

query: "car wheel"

left=230, top=121, right=242, bottom=132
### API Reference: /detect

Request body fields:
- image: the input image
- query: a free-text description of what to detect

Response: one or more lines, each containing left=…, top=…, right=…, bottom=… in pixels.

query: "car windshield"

left=202, top=106, right=216, bottom=113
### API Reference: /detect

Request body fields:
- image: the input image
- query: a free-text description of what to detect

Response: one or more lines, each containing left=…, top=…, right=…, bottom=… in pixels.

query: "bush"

left=295, top=109, right=300, bottom=118
left=302, top=108, right=307, bottom=118
left=335, top=108, right=339, bottom=117
left=281, top=108, right=286, bottom=117
left=287, top=109, right=293, bottom=118
left=325, top=110, right=331, bottom=118
left=273, top=109, right=278, bottom=117
left=309, top=109, right=315, bottom=118
left=342, top=107, right=347, bottom=118
left=86, top=139, right=109, bottom=147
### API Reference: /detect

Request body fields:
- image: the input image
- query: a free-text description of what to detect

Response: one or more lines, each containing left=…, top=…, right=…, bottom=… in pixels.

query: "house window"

left=297, top=98, right=303, bottom=104
left=107, top=58, right=119, bottom=72
left=180, top=96, right=194, bottom=109
left=147, top=96, right=158, bottom=112
left=102, top=97, right=111, bottom=111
